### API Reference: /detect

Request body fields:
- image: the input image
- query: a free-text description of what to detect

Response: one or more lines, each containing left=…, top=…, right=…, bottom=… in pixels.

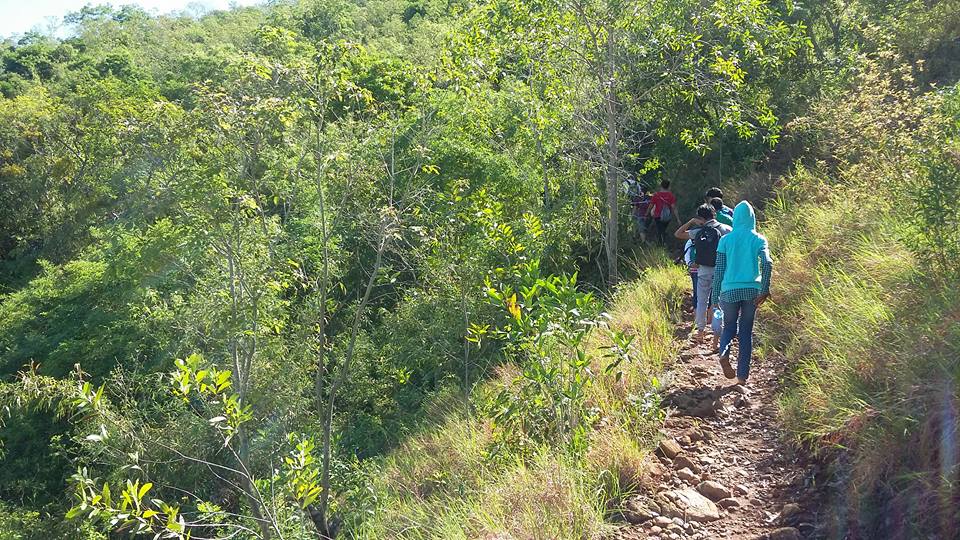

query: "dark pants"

left=719, top=299, right=757, bottom=380
left=654, top=219, right=670, bottom=244
left=690, top=273, right=698, bottom=308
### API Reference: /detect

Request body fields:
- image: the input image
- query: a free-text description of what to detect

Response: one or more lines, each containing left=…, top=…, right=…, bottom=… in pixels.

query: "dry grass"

left=759, top=118, right=960, bottom=536
left=356, top=265, right=688, bottom=540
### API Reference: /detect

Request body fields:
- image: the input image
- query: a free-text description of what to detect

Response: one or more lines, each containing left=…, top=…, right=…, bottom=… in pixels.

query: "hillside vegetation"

left=0, top=0, right=958, bottom=539
left=762, top=61, right=960, bottom=538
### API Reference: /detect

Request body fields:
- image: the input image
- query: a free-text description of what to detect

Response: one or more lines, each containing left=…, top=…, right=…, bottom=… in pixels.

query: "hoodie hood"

left=732, top=201, right=756, bottom=231
left=716, top=199, right=770, bottom=293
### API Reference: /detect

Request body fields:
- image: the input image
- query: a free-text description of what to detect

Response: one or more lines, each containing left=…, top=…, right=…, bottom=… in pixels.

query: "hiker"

left=710, top=197, right=733, bottom=227
left=705, top=187, right=734, bottom=221
left=625, top=177, right=652, bottom=240
left=683, top=238, right=698, bottom=312
left=647, top=179, right=679, bottom=245
left=711, top=201, right=772, bottom=385
left=675, top=204, right=732, bottom=346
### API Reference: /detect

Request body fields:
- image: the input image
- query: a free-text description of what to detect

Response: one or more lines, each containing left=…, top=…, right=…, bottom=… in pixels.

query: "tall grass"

left=353, top=264, right=687, bottom=539
left=759, top=83, right=960, bottom=537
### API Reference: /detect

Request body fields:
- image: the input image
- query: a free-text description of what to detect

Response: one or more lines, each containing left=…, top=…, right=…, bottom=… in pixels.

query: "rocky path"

left=606, top=312, right=821, bottom=540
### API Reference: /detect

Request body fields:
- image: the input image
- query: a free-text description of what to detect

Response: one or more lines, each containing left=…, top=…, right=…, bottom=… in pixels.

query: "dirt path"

left=606, top=310, right=821, bottom=540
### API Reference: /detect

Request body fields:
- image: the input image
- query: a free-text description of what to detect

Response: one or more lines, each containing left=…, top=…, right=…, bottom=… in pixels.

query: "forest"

left=0, top=0, right=958, bottom=538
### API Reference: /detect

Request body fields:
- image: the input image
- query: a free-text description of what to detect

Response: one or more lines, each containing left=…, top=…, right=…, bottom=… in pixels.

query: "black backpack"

left=693, top=225, right=721, bottom=266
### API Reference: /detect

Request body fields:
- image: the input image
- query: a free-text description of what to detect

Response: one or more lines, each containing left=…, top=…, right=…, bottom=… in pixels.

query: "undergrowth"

left=760, top=62, right=960, bottom=538
left=353, top=263, right=686, bottom=539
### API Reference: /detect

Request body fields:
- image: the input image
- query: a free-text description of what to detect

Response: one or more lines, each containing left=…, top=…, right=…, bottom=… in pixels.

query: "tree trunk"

left=461, top=288, right=470, bottom=415
left=316, top=221, right=389, bottom=537
left=602, top=27, right=620, bottom=287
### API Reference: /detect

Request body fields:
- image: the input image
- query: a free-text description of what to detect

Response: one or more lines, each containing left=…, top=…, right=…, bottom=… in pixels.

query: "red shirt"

left=649, top=191, right=676, bottom=218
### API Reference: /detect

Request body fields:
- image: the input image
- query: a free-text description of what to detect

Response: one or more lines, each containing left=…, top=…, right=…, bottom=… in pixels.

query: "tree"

left=457, top=0, right=804, bottom=284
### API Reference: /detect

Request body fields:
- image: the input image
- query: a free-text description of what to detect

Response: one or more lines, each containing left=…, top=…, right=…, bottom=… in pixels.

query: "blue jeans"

left=720, top=299, right=757, bottom=380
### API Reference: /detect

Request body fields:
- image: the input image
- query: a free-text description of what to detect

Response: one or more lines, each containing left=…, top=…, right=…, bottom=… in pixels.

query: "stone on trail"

left=657, top=438, right=683, bottom=459
left=666, top=389, right=722, bottom=418
left=673, top=454, right=701, bottom=473
left=659, top=488, right=720, bottom=522
left=676, top=467, right=698, bottom=483
left=623, top=496, right=660, bottom=524
left=645, top=460, right=669, bottom=481
left=778, top=503, right=803, bottom=525
left=734, top=483, right=750, bottom=496
left=653, top=516, right=673, bottom=527
left=697, top=480, right=732, bottom=501
left=767, top=527, right=803, bottom=540
left=717, top=497, right=741, bottom=509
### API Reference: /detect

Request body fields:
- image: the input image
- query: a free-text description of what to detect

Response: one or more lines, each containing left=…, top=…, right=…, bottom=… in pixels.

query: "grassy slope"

left=757, top=66, right=960, bottom=537
left=355, top=261, right=688, bottom=539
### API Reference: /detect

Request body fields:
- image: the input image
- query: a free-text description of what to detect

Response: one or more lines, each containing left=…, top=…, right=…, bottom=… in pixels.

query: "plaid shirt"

left=711, top=252, right=772, bottom=304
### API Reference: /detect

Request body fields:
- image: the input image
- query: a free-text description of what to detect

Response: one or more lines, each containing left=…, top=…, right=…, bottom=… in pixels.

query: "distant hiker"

left=710, top=197, right=733, bottom=227
left=711, top=201, right=772, bottom=385
left=648, top=179, right=679, bottom=245
left=625, top=178, right=652, bottom=240
left=705, top=188, right=734, bottom=219
left=675, top=204, right=732, bottom=344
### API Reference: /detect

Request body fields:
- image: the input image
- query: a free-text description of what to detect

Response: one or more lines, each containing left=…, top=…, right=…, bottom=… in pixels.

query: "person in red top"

left=647, top=179, right=680, bottom=244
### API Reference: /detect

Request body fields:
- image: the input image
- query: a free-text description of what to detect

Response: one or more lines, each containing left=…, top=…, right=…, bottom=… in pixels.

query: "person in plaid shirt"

left=711, top=201, right=772, bottom=385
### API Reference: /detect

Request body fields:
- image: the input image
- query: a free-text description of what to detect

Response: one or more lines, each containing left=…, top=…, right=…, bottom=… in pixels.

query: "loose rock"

left=717, top=497, right=741, bottom=509
left=646, top=460, right=669, bottom=480
left=623, top=496, right=659, bottom=524
left=768, top=527, right=803, bottom=540
left=658, top=438, right=683, bottom=459
left=673, top=454, right=701, bottom=473
left=778, top=503, right=803, bottom=525
left=677, top=467, right=698, bottom=483
left=660, top=488, right=720, bottom=522
left=697, top=480, right=732, bottom=501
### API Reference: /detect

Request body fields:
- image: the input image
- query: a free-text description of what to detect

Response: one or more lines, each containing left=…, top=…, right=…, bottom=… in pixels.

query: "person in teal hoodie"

left=710, top=201, right=772, bottom=385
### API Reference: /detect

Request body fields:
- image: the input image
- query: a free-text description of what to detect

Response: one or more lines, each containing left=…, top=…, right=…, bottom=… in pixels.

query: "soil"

left=604, top=306, right=827, bottom=540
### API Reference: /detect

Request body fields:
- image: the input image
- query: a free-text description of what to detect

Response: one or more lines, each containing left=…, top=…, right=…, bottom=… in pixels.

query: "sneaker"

left=719, top=353, right=736, bottom=379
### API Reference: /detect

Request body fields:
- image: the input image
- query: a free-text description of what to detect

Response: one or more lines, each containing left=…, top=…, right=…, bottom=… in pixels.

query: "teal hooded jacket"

left=716, top=201, right=772, bottom=293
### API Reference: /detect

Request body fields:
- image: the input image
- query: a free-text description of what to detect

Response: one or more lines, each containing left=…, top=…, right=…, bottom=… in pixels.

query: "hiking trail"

left=605, top=301, right=824, bottom=540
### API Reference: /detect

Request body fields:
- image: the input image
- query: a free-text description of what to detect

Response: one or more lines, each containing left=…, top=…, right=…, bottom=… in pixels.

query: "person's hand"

left=755, top=293, right=770, bottom=307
